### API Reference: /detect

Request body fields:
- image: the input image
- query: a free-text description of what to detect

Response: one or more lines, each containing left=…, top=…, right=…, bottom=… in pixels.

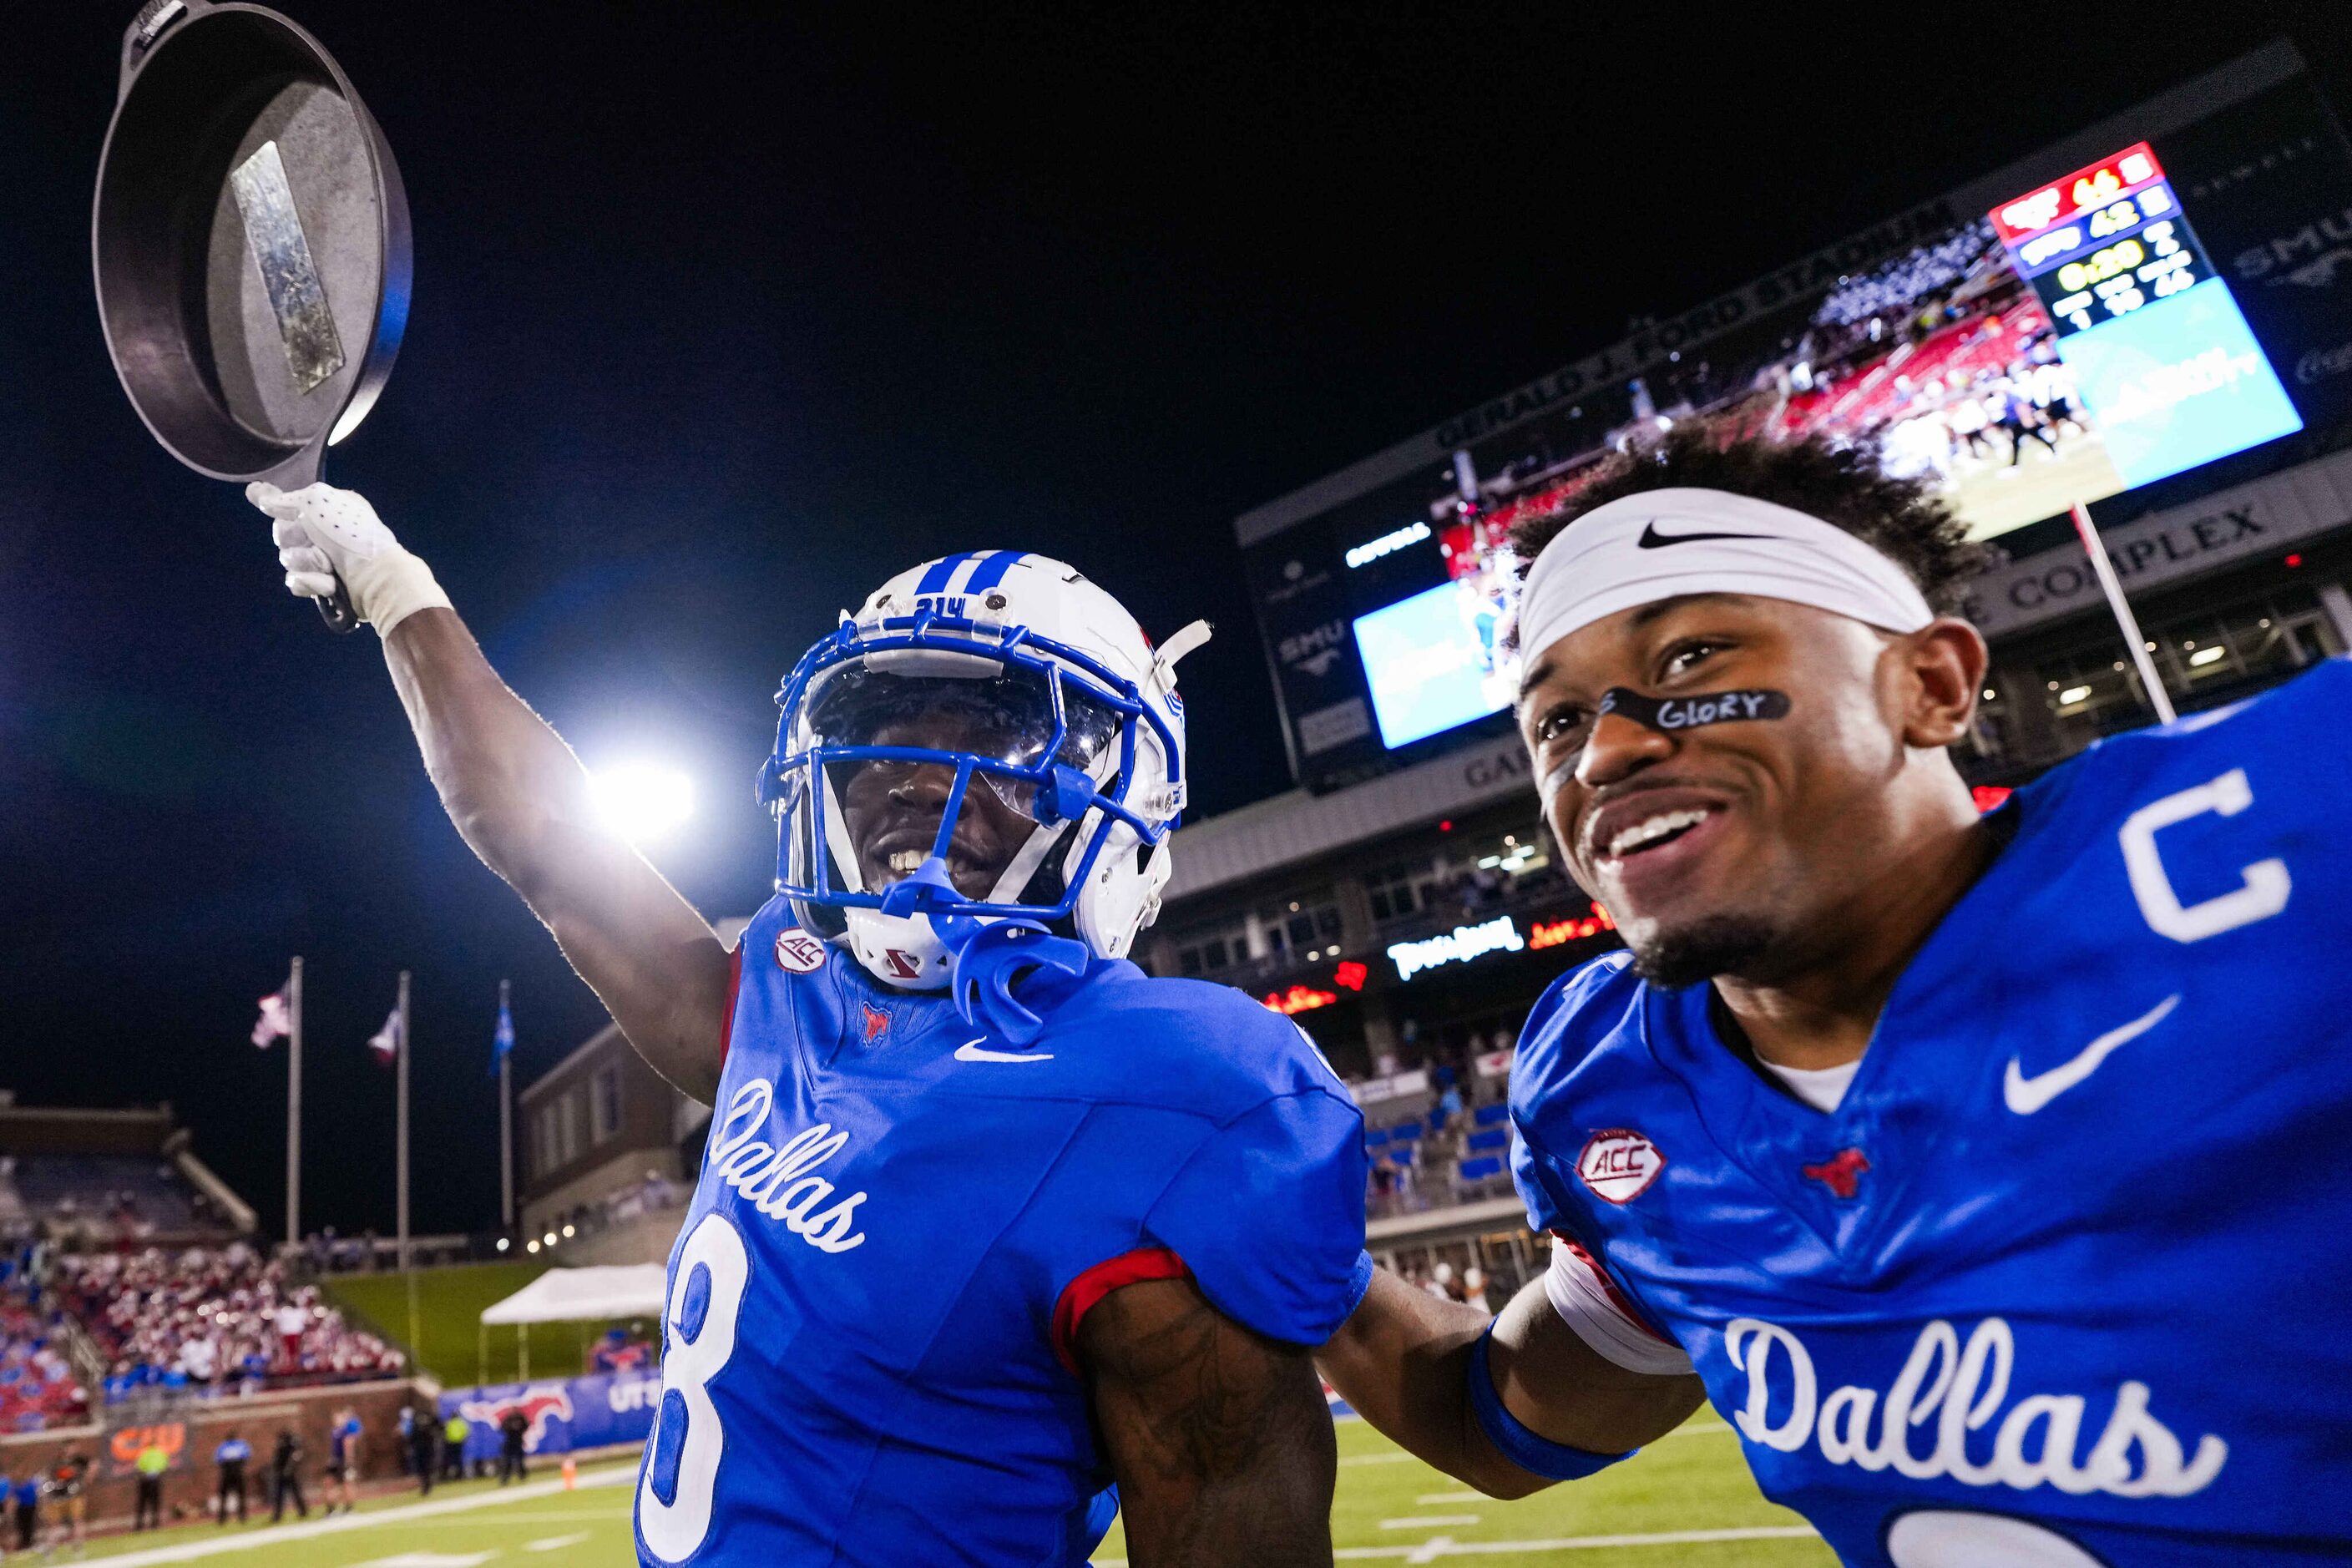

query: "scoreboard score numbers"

left=1992, top=144, right=2210, bottom=336
left=1991, top=144, right=2302, bottom=488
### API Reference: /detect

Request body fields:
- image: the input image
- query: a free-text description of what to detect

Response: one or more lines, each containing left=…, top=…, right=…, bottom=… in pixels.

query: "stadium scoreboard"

left=1990, top=144, right=2302, bottom=489
left=1993, top=145, right=2209, bottom=334
left=1242, top=51, right=2352, bottom=794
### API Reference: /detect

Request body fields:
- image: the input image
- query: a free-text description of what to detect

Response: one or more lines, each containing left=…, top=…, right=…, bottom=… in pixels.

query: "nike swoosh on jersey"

left=1636, top=522, right=1777, bottom=549
left=2002, top=993, right=2180, bottom=1115
left=953, top=1040, right=1055, bottom=1064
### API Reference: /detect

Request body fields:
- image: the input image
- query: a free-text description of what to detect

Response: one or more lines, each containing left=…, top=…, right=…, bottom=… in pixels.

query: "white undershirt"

left=1758, top=1057, right=1861, bottom=1113
left=1544, top=1242, right=1694, bottom=1377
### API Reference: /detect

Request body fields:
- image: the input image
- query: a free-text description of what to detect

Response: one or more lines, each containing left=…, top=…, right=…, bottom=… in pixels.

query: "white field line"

left=1415, top=1491, right=1485, bottom=1504
left=375, top=1512, right=630, bottom=1526
left=73, top=1466, right=638, bottom=1567
left=1380, top=1515, right=1481, bottom=1529
left=524, top=1532, right=594, bottom=1552
left=1093, top=1524, right=1819, bottom=1565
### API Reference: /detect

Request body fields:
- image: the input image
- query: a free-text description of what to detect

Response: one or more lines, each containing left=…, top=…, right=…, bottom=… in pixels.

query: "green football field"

left=62, top=1412, right=1825, bottom=1566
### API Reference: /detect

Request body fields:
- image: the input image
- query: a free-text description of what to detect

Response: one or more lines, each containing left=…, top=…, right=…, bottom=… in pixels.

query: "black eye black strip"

left=1598, top=687, right=1791, bottom=731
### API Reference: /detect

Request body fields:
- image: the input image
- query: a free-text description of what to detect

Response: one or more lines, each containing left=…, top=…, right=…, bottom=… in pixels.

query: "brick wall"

left=0, top=1378, right=426, bottom=1530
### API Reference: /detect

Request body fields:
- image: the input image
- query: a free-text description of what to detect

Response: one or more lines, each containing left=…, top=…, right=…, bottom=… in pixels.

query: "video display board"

left=1241, top=50, right=2352, bottom=792
left=1989, top=143, right=2302, bottom=488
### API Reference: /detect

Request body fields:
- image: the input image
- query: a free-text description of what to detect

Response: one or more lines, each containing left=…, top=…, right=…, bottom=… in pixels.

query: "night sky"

left=6, top=6, right=2347, bottom=1238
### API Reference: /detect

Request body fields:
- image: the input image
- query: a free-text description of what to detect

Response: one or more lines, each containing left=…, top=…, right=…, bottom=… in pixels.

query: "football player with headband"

left=1318, top=425, right=2352, bottom=1566
left=246, top=485, right=1373, bottom=1567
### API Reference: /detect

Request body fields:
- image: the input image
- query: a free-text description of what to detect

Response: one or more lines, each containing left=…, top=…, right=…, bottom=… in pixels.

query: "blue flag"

left=491, top=995, right=514, bottom=1076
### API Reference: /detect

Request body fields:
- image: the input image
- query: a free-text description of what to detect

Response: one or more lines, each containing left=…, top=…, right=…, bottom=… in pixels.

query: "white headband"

left=1514, top=488, right=1935, bottom=665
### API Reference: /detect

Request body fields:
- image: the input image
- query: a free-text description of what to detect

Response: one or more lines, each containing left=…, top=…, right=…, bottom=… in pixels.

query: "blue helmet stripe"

left=916, top=553, right=976, bottom=594
left=962, top=551, right=1025, bottom=594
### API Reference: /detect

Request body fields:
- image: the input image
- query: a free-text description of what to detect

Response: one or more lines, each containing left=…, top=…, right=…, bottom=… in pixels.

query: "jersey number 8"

left=639, top=1212, right=748, bottom=1564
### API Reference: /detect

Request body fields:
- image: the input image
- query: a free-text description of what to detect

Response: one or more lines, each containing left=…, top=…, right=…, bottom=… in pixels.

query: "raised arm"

left=1079, top=1276, right=1335, bottom=1568
left=1317, top=1265, right=1704, bottom=1499
left=254, top=483, right=732, bottom=1103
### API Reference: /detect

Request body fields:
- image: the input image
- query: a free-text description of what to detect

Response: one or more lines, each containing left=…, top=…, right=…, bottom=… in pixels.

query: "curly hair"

left=1507, top=420, right=1995, bottom=618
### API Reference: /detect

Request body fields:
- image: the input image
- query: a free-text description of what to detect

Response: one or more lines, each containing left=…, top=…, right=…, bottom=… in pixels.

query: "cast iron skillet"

left=94, top=0, right=412, bottom=631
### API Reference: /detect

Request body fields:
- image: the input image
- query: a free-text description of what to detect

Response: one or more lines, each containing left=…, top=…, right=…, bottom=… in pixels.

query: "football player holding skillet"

left=1319, top=427, right=2352, bottom=1567
left=249, top=484, right=1371, bottom=1568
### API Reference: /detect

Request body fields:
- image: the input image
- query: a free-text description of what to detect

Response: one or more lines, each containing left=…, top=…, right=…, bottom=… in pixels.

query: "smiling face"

left=837, top=706, right=1038, bottom=901
left=1517, top=592, right=1981, bottom=987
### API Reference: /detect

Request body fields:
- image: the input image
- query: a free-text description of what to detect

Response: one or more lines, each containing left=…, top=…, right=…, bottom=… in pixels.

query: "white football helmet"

left=757, top=551, right=1210, bottom=990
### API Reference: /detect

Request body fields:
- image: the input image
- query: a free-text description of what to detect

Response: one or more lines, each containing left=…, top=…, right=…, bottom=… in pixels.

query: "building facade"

left=515, top=921, right=746, bottom=1241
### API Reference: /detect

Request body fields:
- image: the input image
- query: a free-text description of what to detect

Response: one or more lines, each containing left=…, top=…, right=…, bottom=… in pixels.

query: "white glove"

left=246, top=481, right=452, bottom=636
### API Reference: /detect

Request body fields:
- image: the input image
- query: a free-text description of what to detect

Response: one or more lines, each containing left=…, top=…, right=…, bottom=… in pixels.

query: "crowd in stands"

left=0, top=1243, right=86, bottom=1433
left=57, top=1243, right=404, bottom=1403
left=1813, top=220, right=2000, bottom=329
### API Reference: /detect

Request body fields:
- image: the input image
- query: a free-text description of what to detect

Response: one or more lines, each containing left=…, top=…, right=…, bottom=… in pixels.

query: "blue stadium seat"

left=1456, top=1156, right=1504, bottom=1182
left=1465, top=1127, right=1508, bottom=1152
left=1388, top=1123, right=1424, bottom=1143
left=1363, top=1128, right=1390, bottom=1148
left=1472, top=1103, right=1510, bottom=1127
left=1389, top=1146, right=1416, bottom=1166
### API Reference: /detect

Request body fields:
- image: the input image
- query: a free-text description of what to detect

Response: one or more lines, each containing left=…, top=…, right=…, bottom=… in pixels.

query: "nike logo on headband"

left=1636, top=522, right=1777, bottom=549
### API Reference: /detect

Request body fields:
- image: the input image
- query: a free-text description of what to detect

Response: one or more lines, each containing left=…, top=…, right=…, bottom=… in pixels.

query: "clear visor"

left=808, top=665, right=1118, bottom=797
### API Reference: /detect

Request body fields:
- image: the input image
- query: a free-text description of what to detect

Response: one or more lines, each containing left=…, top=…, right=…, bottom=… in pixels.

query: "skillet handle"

left=313, top=581, right=360, bottom=634
left=260, top=443, right=360, bottom=635
left=119, top=0, right=207, bottom=96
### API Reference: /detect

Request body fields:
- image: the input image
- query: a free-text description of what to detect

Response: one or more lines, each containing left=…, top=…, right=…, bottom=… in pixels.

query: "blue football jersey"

left=634, top=899, right=1373, bottom=1567
left=1510, top=657, right=2352, bottom=1566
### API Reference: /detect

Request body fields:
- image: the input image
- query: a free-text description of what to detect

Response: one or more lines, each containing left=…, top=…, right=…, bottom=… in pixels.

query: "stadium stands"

left=0, top=1275, right=87, bottom=1434
left=1355, top=1055, right=1519, bottom=1220
left=58, top=1242, right=405, bottom=1402
left=8, top=1153, right=203, bottom=1242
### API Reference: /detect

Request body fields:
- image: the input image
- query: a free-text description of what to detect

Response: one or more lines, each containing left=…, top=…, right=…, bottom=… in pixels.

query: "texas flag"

left=251, top=990, right=291, bottom=1050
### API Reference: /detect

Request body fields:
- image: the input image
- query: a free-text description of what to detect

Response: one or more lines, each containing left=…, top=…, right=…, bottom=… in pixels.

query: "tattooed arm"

left=1079, top=1276, right=1335, bottom=1568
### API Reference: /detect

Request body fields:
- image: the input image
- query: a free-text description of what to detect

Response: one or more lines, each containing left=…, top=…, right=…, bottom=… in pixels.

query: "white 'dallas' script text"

left=706, top=1079, right=870, bottom=1253
left=1724, top=1316, right=2225, bottom=1499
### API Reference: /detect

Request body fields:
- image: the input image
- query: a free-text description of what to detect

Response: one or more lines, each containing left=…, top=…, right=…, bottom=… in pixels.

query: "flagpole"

left=2071, top=500, right=2177, bottom=726
left=286, top=957, right=304, bottom=1250
left=397, top=969, right=412, bottom=1275
left=498, top=979, right=514, bottom=1232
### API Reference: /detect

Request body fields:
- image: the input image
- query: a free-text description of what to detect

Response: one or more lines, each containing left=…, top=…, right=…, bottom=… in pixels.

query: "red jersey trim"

left=717, top=943, right=745, bottom=1069
left=1556, top=1236, right=1675, bottom=1346
left=1050, top=1247, right=1190, bottom=1375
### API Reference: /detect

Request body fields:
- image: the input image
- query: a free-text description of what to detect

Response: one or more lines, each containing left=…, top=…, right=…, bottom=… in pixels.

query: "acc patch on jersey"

left=775, top=929, right=827, bottom=974
left=1577, top=1129, right=1665, bottom=1203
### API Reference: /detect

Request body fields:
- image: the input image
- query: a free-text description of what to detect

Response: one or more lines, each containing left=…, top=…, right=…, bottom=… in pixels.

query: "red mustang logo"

left=1801, top=1148, right=1871, bottom=1200
left=456, top=1387, right=574, bottom=1451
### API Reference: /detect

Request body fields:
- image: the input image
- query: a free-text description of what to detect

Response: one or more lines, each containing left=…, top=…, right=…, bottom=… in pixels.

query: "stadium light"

left=526, top=1239, right=540, bottom=1254
left=544, top=1231, right=558, bottom=1247
left=589, top=763, right=695, bottom=845
left=562, top=1223, right=576, bottom=1238
left=496, top=1237, right=509, bottom=1252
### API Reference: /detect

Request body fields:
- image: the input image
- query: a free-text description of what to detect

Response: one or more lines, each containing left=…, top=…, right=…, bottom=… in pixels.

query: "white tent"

left=479, top=1263, right=667, bottom=1327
